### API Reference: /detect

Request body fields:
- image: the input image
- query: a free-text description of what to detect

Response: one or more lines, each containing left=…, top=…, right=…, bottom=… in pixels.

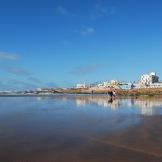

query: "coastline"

left=1, top=88, right=162, bottom=97
left=62, top=88, right=162, bottom=97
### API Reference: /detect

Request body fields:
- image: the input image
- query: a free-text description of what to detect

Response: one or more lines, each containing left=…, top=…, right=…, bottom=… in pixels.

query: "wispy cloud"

left=0, top=52, right=19, bottom=61
left=90, top=4, right=108, bottom=19
left=4, top=67, right=32, bottom=77
left=46, top=82, right=58, bottom=88
left=90, top=4, right=117, bottom=19
left=80, top=27, right=95, bottom=36
left=10, top=79, right=38, bottom=90
left=71, top=64, right=98, bottom=76
left=56, top=5, right=70, bottom=15
left=110, top=7, right=116, bottom=15
left=27, top=77, right=42, bottom=84
left=0, top=79, right=38, bottom=90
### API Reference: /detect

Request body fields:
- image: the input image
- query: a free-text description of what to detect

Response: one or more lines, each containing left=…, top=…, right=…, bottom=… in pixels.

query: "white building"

left=149, top=83, right=162, bottom=88
left=110, top=80, right=119, bottom=85
left=76, top=83, right=86, bottom=89
left=103, top=81, right=111, bottom=87
left=97, top=81, right=110, bottom=88
left=119, top=83, right=134, bottom=90
left=141, top=72, right=159, bottom=85
left=97, top=80, right=119, bottom=88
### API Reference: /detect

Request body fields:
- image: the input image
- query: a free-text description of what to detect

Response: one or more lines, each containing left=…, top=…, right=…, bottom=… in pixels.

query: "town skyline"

left=0, top=71, right=161, bottom=92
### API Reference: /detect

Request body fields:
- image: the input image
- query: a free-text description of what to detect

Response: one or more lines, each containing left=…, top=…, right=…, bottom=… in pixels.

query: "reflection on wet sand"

left=73, top=95, right=162, bottom=115
left=1, top=96, right=162, bottom=162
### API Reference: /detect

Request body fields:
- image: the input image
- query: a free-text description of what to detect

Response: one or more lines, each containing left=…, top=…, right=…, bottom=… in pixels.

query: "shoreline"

left=1, top=92, right=162, bottom=98
left=1, top=88, right=162, bottom=97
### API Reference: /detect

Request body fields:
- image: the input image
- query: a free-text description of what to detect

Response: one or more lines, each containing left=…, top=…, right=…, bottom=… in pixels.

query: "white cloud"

left=0, top=79, right=38, bottom=90
left=90, top=4, right=117, bottom=19
left=0, top=52, right=19, bottom=61
left=56, top=5, right=69, bottom=15
left=81, top=27, right=95, bottom=36
left=90, top=4, right=108, bottom=19
left=27, top=77, right=42, bottom=83
left=4, top=67, right=32, bottom=76
left=110, top=7, right=116, bottom=15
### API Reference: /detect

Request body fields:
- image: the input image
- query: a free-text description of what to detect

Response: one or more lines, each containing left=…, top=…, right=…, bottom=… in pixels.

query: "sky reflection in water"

left=0, top=96, right=162, bottom=161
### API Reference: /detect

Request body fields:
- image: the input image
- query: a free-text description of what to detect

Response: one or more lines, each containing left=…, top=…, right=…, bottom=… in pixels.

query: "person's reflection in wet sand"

left=108, top=97, right=114, bottom=104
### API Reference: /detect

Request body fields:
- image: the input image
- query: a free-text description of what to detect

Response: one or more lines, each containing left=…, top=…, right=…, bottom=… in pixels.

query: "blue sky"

left=0, top=0, right=162, bottom=90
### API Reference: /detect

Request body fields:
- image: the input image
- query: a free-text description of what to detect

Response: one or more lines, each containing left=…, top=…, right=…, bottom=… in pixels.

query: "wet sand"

left=0, top=96, right=162, bottom=162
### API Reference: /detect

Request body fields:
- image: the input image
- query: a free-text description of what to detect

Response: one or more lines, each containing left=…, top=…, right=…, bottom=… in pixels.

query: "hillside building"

left=141, top=72, right=159, bottom=85
left=76, top=83, right=86, bottom=88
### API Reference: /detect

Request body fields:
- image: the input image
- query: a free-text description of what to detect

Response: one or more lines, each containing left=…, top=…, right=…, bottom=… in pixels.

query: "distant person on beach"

left=108, top=91, right=116, bottom=98
left=113, top=91, right=116, bottom=97
left=108, top=91, right=113, bottom=97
